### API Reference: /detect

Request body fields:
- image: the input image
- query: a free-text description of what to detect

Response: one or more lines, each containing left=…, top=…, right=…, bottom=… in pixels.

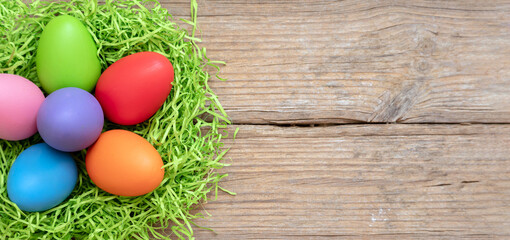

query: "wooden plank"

left=156, top=1, right=510, bottom=238
left=163, top=0, right=510, bottom=124
left=164, top=124, right=510, bottom=239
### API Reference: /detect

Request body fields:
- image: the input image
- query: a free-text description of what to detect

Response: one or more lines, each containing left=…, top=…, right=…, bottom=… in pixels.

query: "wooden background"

left=164, top=1, right=510, bottom=239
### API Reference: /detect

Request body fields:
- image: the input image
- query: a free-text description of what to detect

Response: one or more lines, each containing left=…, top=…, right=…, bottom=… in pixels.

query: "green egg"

left=36, top=15, right=101, bottom=93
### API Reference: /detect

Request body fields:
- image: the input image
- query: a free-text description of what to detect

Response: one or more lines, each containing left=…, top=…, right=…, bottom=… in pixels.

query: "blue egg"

left=7, top=143, right=77, bottom=212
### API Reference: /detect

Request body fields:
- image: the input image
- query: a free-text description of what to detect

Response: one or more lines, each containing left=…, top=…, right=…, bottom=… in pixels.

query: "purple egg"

left=37, top=87, right=104, bottom=152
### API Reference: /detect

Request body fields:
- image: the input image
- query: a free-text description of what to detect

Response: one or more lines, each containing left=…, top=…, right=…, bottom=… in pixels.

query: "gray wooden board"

left=185, top=124, right=510, bottom=239
left=166, top=0, right=510, bottom=124
left=155, top=1, right=510, bottom=239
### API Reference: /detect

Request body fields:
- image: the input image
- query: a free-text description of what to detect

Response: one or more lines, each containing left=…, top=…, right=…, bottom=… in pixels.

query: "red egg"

left=95, top=52, right=174, bottom=125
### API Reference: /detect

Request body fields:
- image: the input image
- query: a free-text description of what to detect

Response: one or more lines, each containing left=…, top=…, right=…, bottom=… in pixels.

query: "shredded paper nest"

left=0, top=0, right=232, bottom=239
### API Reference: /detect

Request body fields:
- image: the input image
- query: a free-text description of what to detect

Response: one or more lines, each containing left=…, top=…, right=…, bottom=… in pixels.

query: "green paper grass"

left=0, top=0, right=231, bottom=239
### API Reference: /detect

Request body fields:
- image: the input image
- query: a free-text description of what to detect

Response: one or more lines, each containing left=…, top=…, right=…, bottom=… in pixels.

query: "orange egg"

left=85, top=129, right=164, bottom=196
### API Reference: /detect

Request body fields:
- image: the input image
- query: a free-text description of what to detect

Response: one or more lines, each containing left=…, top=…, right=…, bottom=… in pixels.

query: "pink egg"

left=0, top=74, right=45, bottom=141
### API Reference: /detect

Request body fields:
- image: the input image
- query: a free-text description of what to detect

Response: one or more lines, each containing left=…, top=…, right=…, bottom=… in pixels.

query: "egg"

left=36, top=15, right=101, bottom=93
left=0, top=74, right=45, bottom=141
left=86, top=129, right=164, bottom=196
left=7, top=143, right=78, bottom=212
left=37, top=87, right=104, bottom=152
left=95, top=52, right=174, bottom=125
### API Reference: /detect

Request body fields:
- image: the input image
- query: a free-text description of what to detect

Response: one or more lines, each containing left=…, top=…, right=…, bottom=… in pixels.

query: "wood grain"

left=164, top=0, right=510, bottom=124
left=155, top=1, right=510, bottom=239
left=181, top=124, right=510, bottom=239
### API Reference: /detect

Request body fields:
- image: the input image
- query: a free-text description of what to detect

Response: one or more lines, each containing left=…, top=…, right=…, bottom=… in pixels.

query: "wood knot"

left=416, top=37, right=436, bottom=56
left=412, top=58, right=431, bottom=74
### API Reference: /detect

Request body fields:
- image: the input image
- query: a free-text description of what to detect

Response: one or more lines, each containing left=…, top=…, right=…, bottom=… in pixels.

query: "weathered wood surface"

left=186, top=124, right=510, bottom=239
left=159, top=1, right=510, bottom=239
left=167, top=0, right=510, bottom=124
